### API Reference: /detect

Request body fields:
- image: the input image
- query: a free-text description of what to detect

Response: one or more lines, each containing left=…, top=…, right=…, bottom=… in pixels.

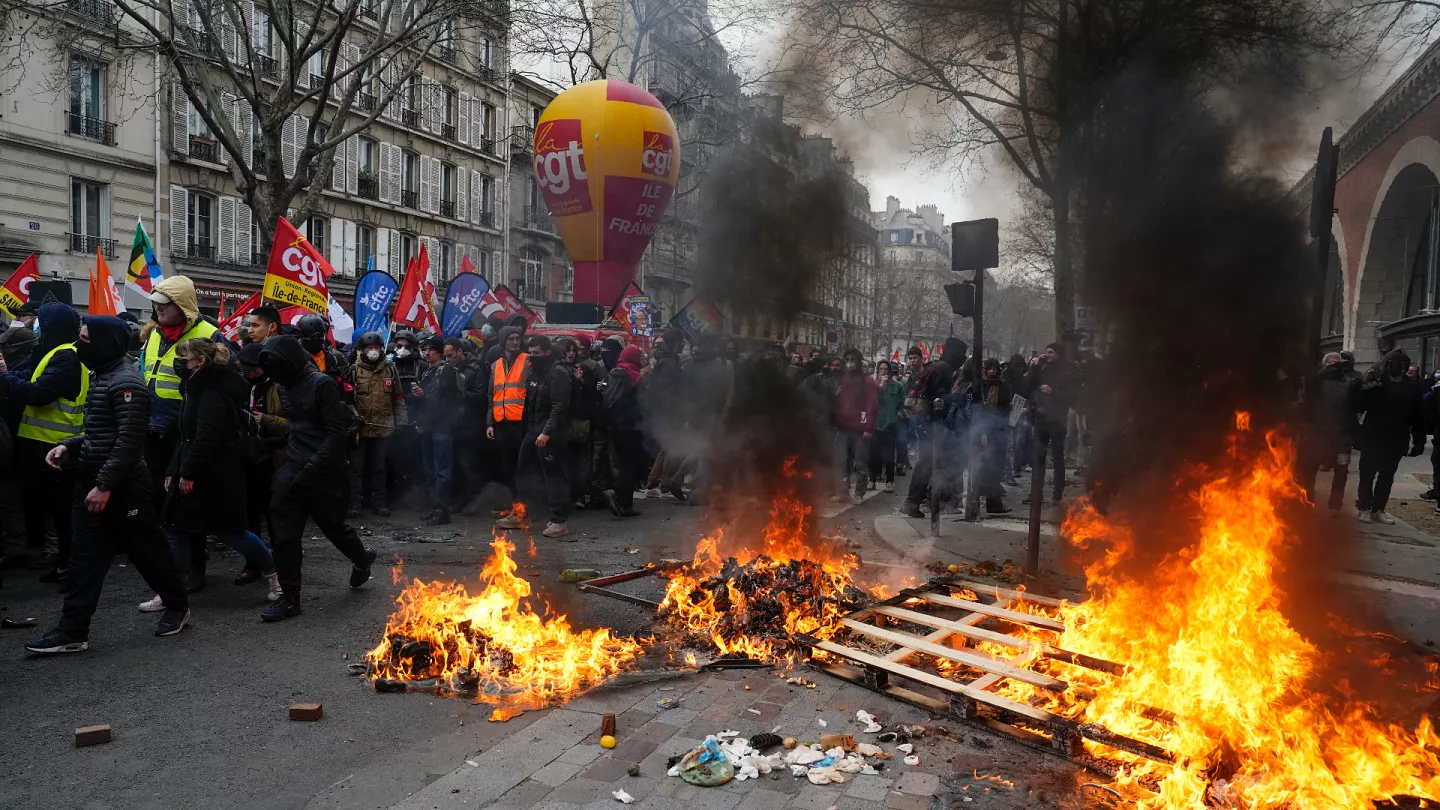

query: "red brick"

left=289, top=702, right=323, bottom=721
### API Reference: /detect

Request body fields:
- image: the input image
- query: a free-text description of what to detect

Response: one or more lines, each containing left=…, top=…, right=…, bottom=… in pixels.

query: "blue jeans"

left=421, top=431, right=454, bottom=510
left=167, top=530, right=273, bottom=575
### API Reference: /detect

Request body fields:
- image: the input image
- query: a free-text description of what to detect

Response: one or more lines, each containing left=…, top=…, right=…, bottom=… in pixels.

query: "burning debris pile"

left=366, top=535, right=643, bottom=721
left=659, top=460, right=866, bottom=661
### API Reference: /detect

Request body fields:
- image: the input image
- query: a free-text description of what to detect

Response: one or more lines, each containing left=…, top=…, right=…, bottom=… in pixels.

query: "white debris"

left=716, top=730, right=740, bottom=739
left=904, top=755, right=920, bottom=766
left=746, top=708, right=761, bottom=715
left=806, top=767, right=847, bottom=785
left=856, top=743, right=883, bottom=757
left=856, top=710, right=883, bottom=733
left=790, top=764, right=809, bottom=777
left=786, top=748, right=827, bottom=766
left=612, top=789, right=636, bottom=804
left=897, top=743, right=914, bottom=755
left=465, top=760, right=479, bottom=767
left=861, top=764, right=880, bottom=775
left=817, top=718, right=827, bottom=727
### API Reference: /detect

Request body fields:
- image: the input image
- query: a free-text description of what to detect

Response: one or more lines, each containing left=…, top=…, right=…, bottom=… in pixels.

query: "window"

left=357, top=225, right=374, bottom=270
left=188, top=103, right=212, bottom=138
left=480, top=174, right=494, bottom=212
left=253, top=11, right=273, bottom=56
left=438, top=19, right=455, bottom=57
left=402, top=150, right=419, bottom=206
left=888, top=232, right=898, bottom=244
left=187, top=191, right=216, bottom=257
left=481, top=102, right=496, bottom=141
left=69, top=58, right=106, bottom=137
left=359, top=137, right=377, bottom=173
left=440, top=163, right=456, bottom=217
left=443, top=85, right=457, bottom=127
left=400, top=233, right=416, bottom=263
left=307, top=47, right=324, bottom=83
left=440, top=241, right=454, bottom=281
left=531, top=105, right=542, bottom=128
left=70, top=179, right=108, bottom=254
left=520, top=247, right=545, bottom=299
left=480, top=37, right=493, bottom=70
left=305, top=216, right=327, bottom=254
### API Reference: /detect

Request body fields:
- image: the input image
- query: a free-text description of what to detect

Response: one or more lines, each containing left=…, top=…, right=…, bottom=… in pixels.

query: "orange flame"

left=993, top=414, right=1440, bottom=807
left=366, top=534, right=642, bottom=719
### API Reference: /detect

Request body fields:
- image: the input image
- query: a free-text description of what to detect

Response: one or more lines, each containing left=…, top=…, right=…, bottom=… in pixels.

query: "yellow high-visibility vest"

left=18, top=343, right=89, bottom=444
left=143, top=319, right=218, bottom=400
left=491, top=354, right=528, bottom=422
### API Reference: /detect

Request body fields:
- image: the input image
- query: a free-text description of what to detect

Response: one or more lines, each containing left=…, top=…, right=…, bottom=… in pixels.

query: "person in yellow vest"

left=138, top=275, right=218, bottom=588
left=0, top=303, right=85, bottom=583
left=485, top=326, right=527, bottom=503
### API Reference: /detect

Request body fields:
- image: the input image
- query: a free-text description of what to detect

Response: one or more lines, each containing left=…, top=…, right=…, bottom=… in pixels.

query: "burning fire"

left=997, top=414, right=1440, bottom=807
left=659, top=459, right=862, bottom=661
left=366, top=534, right=643, bottom=720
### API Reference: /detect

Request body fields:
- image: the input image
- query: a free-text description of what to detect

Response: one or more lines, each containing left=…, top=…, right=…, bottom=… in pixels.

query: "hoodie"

left=61, top=316, right=150, bottom=492
left=141, top=275, right=217, bottom=433
left=0, top=303, right=84, bottom=437
left=260, top=335, right=350, bottom=493
left=836, top=369, right=879, bottom=432
left=164, top=359, right=253, bottom=533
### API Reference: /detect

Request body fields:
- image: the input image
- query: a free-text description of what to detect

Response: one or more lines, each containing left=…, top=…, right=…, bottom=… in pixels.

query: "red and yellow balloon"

left=532, top=80, right=680, bottom=306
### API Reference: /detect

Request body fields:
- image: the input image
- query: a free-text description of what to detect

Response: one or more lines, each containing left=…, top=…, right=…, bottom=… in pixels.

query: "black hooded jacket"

left=61, top=316, right=149, bottom=492
left=164, top=360, right=251, bottom=533
left=0, top=303, right=83, bottom=432
left=260, top=335, right=349, bottom=493
left=526, top=352, right=571, bottom=437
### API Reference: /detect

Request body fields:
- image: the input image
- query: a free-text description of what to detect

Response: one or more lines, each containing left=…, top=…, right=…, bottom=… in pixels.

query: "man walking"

left=1023, top=342, right=1079, bottom=505
left=1353, top=350, right=1426, bottom=524
left=256, top=336, right=376, bottom=622
left=903, top=339, right=966, bottom=517
left=835, top=348, right=877, bottom=505
left=351, top=331, right=407, bottom=517
left=486, top=326, right=528, bottom=501
left=411, top=335, right=464, bottom=525
left=25, top=316, right=189, bottom=653
left=497, top=335, right=571, bottom=538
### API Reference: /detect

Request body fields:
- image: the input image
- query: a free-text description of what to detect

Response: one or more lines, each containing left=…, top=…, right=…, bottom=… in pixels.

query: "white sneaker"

left=138, top=594, right=165, bottom=612
left=1373, top=511, right=1396, bottom=525
left=1356, top=509, right=1372, bottom=523
left=884, top=482, right=894, bottom=493
left=265, top=572, right=282, bottom=602
left=644, top=488, right=662, bottom=499
left=829, top=494, right=846, bottom=504
left=849, top=494, right=863, bottom=505
left=542, top=521, right=569, bottom=538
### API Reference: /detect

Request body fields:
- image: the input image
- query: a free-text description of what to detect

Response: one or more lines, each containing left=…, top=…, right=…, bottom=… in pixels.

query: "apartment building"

left=506, top=73, right=570, bottom=307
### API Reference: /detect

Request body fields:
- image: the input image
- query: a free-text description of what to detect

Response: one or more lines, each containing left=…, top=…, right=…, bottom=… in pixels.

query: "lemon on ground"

left=600, top=735, right=617, bottom=749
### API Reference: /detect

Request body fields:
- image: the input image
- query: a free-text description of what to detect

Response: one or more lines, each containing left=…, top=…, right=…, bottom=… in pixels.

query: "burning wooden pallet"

left=793, top=576, right=1175, bottom=770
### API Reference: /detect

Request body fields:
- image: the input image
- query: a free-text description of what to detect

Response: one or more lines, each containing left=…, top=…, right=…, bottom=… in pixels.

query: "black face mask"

left=75, top=341, right=97, bottom=368
left=300, top=336, right=325, bottom=354
left=175, top=362, right=196, bottom=382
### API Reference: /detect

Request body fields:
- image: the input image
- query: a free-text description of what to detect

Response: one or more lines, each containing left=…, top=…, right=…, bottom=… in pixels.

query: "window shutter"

left=420, top=77, right=434, bottom=133
left=334, top=41, right=350, bottom=94
left=343, top=220, right=358, bottom=277
left=170, top=185, right=188, bottom=256
left=236, top=97, right=253, bottom=168
left=455, top=167, right=467, bottom=222
left=236, top=200, right=253, bottom=265
left=241, top=1, right=255, bottom=60
left=470, top=169, right=482, bottom=226
left=219, top=92, right=236, bottom=166
left=492, top=250, right=503, bottom=282
left=218, top=196, right=237, bottom=262
left=294, top=21, right=310, bottom=89
left=383, top=63, right=399, bottom=121
left=283, top=114, right=300, bottom=177
left=458, top=92, right=471, bottom=146
left=379, top=142, right=397, bottom=204
left=329, top=217, right=345, bottom=274
left=469, top=98, right=481, bottom=147
left=346, top=134, right=359, bottom=194
left=388, top=229, right=402, bottom=275
left=330, top=138, right=346, bottom=191
left=172, top=82, right=190, bottom=155
left=375, top=226, right=389, bottom=275
left=343, top=43, right=361, bottom=95
left=419, top=155, right=436, bottom=214
left=222, top=15, right=238, bottom=61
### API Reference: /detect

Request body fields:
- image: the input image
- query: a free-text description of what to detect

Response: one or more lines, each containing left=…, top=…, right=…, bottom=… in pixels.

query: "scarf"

left=617, top=346, right=643, bottom=385
left=158, top=320, right=187, bottom=344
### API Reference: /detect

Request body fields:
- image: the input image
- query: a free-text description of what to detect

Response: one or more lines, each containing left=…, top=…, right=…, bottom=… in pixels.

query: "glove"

left=1410, top=444, right=1425, bottom=457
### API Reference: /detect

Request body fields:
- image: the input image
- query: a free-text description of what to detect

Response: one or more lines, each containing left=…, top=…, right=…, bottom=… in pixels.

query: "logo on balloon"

left=641, top=131, right=673, bottom=178
left=533, top=119, right=592, bottom=215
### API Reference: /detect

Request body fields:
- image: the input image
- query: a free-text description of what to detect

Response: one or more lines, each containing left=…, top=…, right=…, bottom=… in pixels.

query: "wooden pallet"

left=793, top=576, right=1173, bottom=768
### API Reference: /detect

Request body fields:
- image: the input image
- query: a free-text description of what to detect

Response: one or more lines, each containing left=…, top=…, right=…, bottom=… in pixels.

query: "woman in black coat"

left=137, top=338, right=278, bottom=611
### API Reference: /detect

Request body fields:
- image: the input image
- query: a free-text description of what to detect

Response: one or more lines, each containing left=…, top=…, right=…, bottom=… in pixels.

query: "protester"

left=1353, top=350, right=1426, bottom=524
left=870, top=360, right=905, bottom=493
left=455, top=338, right=490, bottom=514
left=351, top=332, right=408, bottom=517
left=235, top=342, right=288, bottom=588
left=25, top=316, right=189, bottom=653
left=141, top=277, right=220, bottom=508
left=497, top=334, right=571, bottom=538
left=684, top=335, right=734, bottom=504
left=1303, top=352, right=1358, bottom=514
left=486, top=325, right=528, bottom=503
left=388, top=329, right=423, bottom=501
left=643, top=329, right=688, bottom=500
left=1022, top=342, right=1079, bottom=505
left=242, top=305, right=282, bottom=345
left=903, top=339, right=966, bottom=518
left=600, top=345, right=645, bottom=518
left=256, top=335, right=376, bottom=622
left=968, top=357, right=1014, bottom=515
left=832, top=348, right=876, bottom=505
left=411, top=335, right=464, bottom=525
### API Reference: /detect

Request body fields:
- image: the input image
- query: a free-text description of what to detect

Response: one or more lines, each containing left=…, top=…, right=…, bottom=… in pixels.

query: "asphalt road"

left=0, top=488, right=789, bottom=810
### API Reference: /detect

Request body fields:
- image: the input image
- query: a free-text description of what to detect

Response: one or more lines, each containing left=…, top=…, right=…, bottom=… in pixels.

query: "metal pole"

left=966, top=266, right=986, bottom=521
left=1025, top=420, right=1043, bottom=576
left=930, top=397, right=944, bottom=537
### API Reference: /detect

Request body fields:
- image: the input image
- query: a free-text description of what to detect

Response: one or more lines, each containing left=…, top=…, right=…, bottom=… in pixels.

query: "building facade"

left=506, top=74, right=570, bottom=307
left=873, top=196, right=957, bottom=352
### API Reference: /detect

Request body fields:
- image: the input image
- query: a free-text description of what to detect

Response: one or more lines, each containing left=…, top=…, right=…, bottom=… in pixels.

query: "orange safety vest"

left=491, top=354, right=528, bottom=422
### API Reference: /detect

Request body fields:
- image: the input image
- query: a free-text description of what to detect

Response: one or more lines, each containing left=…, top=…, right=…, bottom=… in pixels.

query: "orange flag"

left=88, top=247, right=120, bottom=316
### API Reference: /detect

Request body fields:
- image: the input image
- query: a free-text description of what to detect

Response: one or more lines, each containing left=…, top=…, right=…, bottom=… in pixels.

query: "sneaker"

left=350, top=548, right=377, bottom=588
left=1373, top=511, right=1396, bottom=525
left=644, top=487, right=663, bottom=499
left=265, top=572, right=282, bottom=602
left=1356, top=509, right=1372, bottom=523
left=884, top=482, right=894, bottom=493
left=260, top=601, right=302, bottom=622
left=850, top=494, right=863, bottom=505
left=24, top=629, right=87, bottom=654
left=424, top=510, right=451, bottom=526
left=601, top=489, right=621, bottom=517
left=154, top=608, right=189, bottom=636
left=233, top=567, right=262, bottom=586
left=375, top=505, right=391, bottom=517
left=38, top=567, right=66, bottom=584
left=542, top=521, right=569, bottom=538
left=1422, top=489, right=1437, bottom=501
left=138, top=594, right=165, bottom=613
left=494, top=513, right=522, bottom=530
left=346, top=505, right=361, bottom=519
left=619, top=508, right=641, bottom=518
left=903, top=503, right=925, bottom=519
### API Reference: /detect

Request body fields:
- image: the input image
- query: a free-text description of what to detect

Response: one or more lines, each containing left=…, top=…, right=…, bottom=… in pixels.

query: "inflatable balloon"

left=532, top=80, right=680, bottom=307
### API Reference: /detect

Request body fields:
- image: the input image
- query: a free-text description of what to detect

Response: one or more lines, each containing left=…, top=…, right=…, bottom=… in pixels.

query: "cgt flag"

left=218, top=292, right=262, bottom=342
left=0, top=254, right=39, bottom=315
left=263, top=216, right=332, bottom=313
left=670, top=296, right=722, bottom=343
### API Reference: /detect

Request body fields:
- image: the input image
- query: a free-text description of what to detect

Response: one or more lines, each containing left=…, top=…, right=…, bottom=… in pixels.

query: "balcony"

left=511, top=125, right=533, bottom=154
left=441, top=123, right=456, bottom=141
left=309, top=72, right=325, bottom=90
left=358, top=174, right=378, bottom=200
left=66, top=0, right=115, bottom=23
left=188, top=242, right=217, bottom=262
left=67, top=113, right=116, bottom=145
left=253, top=144, right=269, bottom=171
left=69, top=233, right=117, bottom=258
left=440, top=200, right=455, bottom=218
left=194, top=31, right=216, bottom=56
left=477, top=210, right=495, bottom=229
left=402, top=108, right=421, bottom=128
left=188, top=135, right=219, bottom=162
left=480, top=137, right=497, bottom=156
left=401, top=189, right=418, bottom=208
left=258, top=54, right=278, bottom=80
left=437, top=45, right=456, bottom=64
left=523, top=206, right=553, bottom=233
left=359, top=5, right=376, bottom=19
left=356, top=92, right=376, bottom=113
left=477, top=66, right=500, bottom=85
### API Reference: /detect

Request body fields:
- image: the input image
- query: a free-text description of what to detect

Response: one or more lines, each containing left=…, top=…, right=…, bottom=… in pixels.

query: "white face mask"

left=394, top=347, right=412, bottom=358
left=365, top=349, right=382, bottom=362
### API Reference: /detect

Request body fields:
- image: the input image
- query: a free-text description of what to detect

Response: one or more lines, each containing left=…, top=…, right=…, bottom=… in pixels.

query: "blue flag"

left=441, top=272, right=490, bottom=338
left=353, top=269, right=400, bottom=343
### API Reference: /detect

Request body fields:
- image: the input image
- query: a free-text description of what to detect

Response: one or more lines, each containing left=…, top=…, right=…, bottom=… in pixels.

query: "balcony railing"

left=440, top=200, right=455, bottom=218
left=437, top=45, right=456, bottom=64
left=67, top=0, right=115, bottom=23
left=402, top=108, right=421, bottom=128
left=188, top=242, right=216, bottom=262
left=511, top=125, right=533, bottom=153
left=253, top=144, right=269, bottom=171
left=477, top=210, right=495, bottom=229
left=358, top=5, right=376, bottom=19
left=258, top=54, right=278, bottom=80
left=356, top=92, right=376, bottom=113
left=401, top=190, right=418, bottom=208
left=69, top=233, right=117, bottom=257
left=477, top=66, right=499, bottom=85
left=309, top=73, right=325, bottom=90
left=441, top=123, right=456, bottom=141
left=68, top=112, right=116, bottom=145
left=195, top=31, right=216, bottom=56
left=523, top=206, right=554, bottom=233
left=480, top=137, right=497, bottom=156
left=358, top=175, right=378, bottom=200
left=189, top=135, right=219, bottom=162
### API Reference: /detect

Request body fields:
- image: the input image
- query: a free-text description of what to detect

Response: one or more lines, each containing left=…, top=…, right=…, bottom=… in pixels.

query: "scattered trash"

left=1, top=617, right=37, bottom=629
left=663, top=730, right=901, bottom=788
left=782, top=737, right=798, bottom=749
left=746, top=708, right=761, bottom=715
left=559, top=568, right=602, bottom=583
left=612, top=789, right=636, bottom=803
left=465, top=760, right=479, bottom=767
left=903, top=755, right=920, bottom=766
left=601, top=714, right=617, bottom=738
left=416, top=534, right=457, bottom=544
left=750, top=733, right=782, bottom=750
left=75, top=724, right=112, bottom=747
left=786, top=677, right=818, bottom=688
left=856, top=710, right=882, bottom=733
left=897, top=743, right=914, bottom=755
left=817, top=718, right=827, bottom=727
left=656, top=697, right=685, bottom=710
left=289, top=703, right=323, bottom=721
left=624, top=547, right=640, bottom=554
left=818, top=733, right=855, bottom=751
left=626, top=764, right=641, bottom=777
left=856, top=743, right=883, bottom=757
left=679, top=761, right=734, bottom=786
left=346, top=663, right=367, bottom=676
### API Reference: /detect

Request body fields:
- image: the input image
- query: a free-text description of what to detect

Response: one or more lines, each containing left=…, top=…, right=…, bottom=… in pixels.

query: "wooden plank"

left=911, top=590, right=1066, bottom=632
left=873, top=605, right=1037, bottom=654
left=885, top=626, right=954, bottom=663
left=810, top=639, right=1066, bottom=726
left=841, top=618, right=1069, bottom=692
left=941, top=576, right=1070, bottom=608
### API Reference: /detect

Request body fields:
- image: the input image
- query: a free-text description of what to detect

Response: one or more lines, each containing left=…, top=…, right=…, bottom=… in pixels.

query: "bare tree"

left=111, top=0, right=505, bottom=248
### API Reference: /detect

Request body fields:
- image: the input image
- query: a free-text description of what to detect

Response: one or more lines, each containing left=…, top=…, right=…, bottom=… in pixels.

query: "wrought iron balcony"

left=480, top=137, right=497, bottom=156
left=356, top=92, right=376, bottom=113
left=189, top=135, right=219, bottom=162
left=523, top=206, right=554, bottom=233
left=358, top=175, right=378, bottom=200
left=477, top=210, right=495, bottom=229
left=188, top=242, right=216, bottom=261
left=401, top=189, right=418, bottom=208
left=309, top=72, right=325, bottom=90
left=67, top=0, right=115, bottom=23
left=67, top=113, right=116, bottom=145
left=511, top=125, right=533, bottom=154
left=440, top=200, right=455, bottom=218
left=402, top=108, right=421, bottom=128
left=441, top=123, right=456, bottom=141
left=258, top=54, right=278, bottom=80
left=69, top=233, right=117, bottom=258
left=437, top=45, right=456, bottom=64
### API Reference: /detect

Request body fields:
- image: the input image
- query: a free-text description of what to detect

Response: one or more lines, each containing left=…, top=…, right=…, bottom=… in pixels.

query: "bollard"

left=931, top=398, right=944, bottom=537
left=1025, top=421, right=1043, bottom=576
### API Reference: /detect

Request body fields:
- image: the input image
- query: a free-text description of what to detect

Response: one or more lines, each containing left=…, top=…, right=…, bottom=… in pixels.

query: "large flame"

left=658, top=459, right=860, bottom=661
left=366, top=534, right=643, bottom=720
left=995, top=414, right=1440, bottom=807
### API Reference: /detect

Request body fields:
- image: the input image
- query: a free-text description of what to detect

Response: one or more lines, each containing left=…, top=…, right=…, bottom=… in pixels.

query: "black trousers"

left=348, top=436, right=389, bottom=509
left=869, top=428, right=897, bottom=483
left=491, top=421, right=526, bottom=499
left=1357, top=448, right=1403, bottom=513
left=517, top=429, right=570, bottom=524
left=269, top=475, right=370, bottom=597
left=609, top=429, right=644, bottom=510
left=59, top=481, right=187, bottom=640
left=905, top=423, right=945, bottom=506
left=1034, top=421, right=1067, bottom=499
left=19, top=439, right=73, bottom=567
left=245, top=459, right=275, bottom=538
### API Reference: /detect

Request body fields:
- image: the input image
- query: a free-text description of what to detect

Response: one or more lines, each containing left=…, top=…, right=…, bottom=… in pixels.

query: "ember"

left=366, top=534, right=644, bottom=719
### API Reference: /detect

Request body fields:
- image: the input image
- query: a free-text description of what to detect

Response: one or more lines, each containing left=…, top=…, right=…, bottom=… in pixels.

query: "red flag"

left=263, top=216, right=331, bottom=313
left=416, top=242, right=440, bottom=332
left=394, top=256, right=426, bottom=330
left=458, top=252, right=476, bottom=277
left=217, top=292, right=228, bottom=322
left=479, top=284, right=540, bottom=327
left=219, top=292, right=262, bottom=342
left=891, top=349, right=900, bottom=363
left=0, top=253, right=39, bottom=314
left=276, top=305, right=310, bottom=326
left=88, top=247, right=120, bottom=316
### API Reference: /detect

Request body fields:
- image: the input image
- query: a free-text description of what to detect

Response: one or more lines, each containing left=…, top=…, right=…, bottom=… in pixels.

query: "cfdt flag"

left=352, top=269, right=400, bottom=340
left=0, top=254, right=39, bottom=315
left=263, top=216, right=332, bottom=313
left=441, top=270, right=490, bottom=338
